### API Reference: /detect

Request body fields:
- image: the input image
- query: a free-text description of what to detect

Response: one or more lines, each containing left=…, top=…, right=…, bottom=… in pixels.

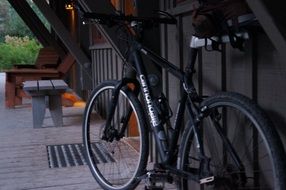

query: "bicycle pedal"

left=200, top=176, right=214, bottom=184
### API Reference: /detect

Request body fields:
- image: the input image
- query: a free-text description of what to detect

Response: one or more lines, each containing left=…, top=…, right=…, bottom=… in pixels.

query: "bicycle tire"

left=83, top=80, right=148, bottom=190
left=178, top=92, right=286, bottom=190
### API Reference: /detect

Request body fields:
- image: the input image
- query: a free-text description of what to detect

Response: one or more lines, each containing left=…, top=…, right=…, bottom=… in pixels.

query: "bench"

left=23, top=80, right=68, bottom=128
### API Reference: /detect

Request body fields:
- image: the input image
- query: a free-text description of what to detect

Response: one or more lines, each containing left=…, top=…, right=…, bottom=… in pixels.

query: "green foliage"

left=0, top=0, right=33, bottom=41
left=0, top=0, right=50, bottom=42
left=0, top=35, right=42, bottom=70
left=0, top=0, right=49, bottom=70
left=2, top=11, right=33, bottom=40
left=0, top=0, right=9, bottom=41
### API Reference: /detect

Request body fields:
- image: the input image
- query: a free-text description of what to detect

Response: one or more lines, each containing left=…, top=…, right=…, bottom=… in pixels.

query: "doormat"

left=47, top=143, right=115, bottom=168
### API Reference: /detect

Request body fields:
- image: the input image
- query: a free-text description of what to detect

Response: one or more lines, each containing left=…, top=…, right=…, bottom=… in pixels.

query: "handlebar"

left=83, top=12, right=177, bottom=26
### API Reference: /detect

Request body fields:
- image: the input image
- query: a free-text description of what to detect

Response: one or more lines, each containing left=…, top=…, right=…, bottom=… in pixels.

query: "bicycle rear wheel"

left=83, top=80, right=148, bottom=190
left=179, top=92, right=286, bottom=190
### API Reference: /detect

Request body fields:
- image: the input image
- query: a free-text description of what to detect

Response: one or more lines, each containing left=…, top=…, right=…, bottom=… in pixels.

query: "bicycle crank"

left=144, top=170, right=173, bottom=190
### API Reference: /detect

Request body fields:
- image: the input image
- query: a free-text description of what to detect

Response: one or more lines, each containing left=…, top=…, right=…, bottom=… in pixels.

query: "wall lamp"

left=65, top=2, right=74, bottom=10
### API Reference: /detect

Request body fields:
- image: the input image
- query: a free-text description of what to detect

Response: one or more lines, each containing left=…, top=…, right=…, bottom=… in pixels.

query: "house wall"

left=160, top=0, right=286, bottom=146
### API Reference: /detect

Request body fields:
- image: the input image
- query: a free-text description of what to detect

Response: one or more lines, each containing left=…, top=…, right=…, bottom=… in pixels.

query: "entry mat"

left=47, top=143, right=115, bottom=168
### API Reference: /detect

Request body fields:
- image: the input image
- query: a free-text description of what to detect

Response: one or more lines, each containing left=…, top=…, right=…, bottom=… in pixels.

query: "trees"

left=0, top=0, right=32, bottom=41
left=0, top=0, right=9, bottom=38
left=0, top=0, right=49, bottom=42
left=0, top=0, right=47, bottom=70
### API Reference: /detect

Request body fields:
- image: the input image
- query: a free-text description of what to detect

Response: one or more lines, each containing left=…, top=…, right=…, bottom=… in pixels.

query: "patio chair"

left=13, top=46, right=60, bottom=69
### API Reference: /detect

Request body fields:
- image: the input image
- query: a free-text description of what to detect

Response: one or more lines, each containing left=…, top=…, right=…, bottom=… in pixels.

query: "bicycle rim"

left=83, top=81, right=148, bottom=190
left=179, top=92, right=286, bottom=190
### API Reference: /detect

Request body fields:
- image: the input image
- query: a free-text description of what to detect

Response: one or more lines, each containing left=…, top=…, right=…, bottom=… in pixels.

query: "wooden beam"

left=77, top=0, right=161, bottom=66
left=8, top=0, right=49, bottom=46
left=78, top=0, right=126, bottom=61
left=33, top=0, right=91, bottom=70
left=8, top=0, right=66, bottom=58
left=246, top=0, right=286, bottom=55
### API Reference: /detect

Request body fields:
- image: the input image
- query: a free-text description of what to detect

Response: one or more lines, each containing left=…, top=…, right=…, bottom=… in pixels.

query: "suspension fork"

left=117, top=80, right=141, bottom=138
left=103, top=78, right=140, bottom=141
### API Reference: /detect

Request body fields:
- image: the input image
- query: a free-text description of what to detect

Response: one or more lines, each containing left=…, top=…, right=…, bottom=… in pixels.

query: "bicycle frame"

left=81, top=8, right=286, bottom=189
left=105, top=38, right=206, bottom=180
left=87, top=12, right=216, bottom=181
left=89, top=32, right=259, bottom=185
left=123, top=42, right=248, bottom=183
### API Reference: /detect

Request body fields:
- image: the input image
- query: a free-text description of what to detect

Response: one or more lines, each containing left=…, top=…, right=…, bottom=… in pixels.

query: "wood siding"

left=90, top=44, right=123, bottom=87
left=160, top=0, right=286, bottom=146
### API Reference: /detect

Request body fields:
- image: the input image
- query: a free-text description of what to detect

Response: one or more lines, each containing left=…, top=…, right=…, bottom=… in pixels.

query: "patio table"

left=23, top=80, right=68, bottom=128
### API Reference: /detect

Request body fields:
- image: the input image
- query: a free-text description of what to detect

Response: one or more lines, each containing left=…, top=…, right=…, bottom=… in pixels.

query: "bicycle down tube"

left=128, top=41, right=200, bottom=165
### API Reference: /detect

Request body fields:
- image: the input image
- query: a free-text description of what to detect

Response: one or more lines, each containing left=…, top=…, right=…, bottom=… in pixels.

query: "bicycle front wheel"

left=179, top=92, right=286, bottom=190
left=83, top=80, right=148, bottom=190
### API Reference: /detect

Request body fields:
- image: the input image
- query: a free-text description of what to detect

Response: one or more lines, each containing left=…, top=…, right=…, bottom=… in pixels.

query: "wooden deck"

left=0, top=73, right=176, bottom=190
left=0, top=126, right=101, bottom=190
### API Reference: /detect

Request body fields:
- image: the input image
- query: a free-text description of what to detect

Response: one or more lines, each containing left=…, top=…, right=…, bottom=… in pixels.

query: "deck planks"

left=0, top=125, right=177, bottom=190
left=0, top=124, right=101, bottom=190
left=0, top=73, right=176, bottom=190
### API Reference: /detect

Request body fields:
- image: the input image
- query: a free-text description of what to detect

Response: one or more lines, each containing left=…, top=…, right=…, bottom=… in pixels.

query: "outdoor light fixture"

left=65, top=2, right=74, bottom=10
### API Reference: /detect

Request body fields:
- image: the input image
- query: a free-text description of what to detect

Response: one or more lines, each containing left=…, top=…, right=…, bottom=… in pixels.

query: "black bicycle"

left=81, top=10, right=286, bottom=190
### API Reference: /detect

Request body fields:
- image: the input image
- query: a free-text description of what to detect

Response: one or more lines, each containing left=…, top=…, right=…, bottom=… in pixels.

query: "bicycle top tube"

left=81, top=9, right=186, bottom=79
left=83, top=12, right=177, bottom=25
left=137, top=43, right=185, bottom=80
